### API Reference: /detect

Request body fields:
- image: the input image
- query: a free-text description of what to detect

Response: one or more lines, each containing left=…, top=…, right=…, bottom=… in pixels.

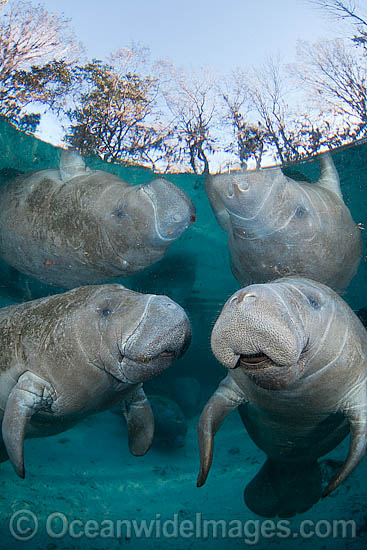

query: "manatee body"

left=0, top=151, right=195, bottom=288
left=205, top=154, right=362, bottom=290
left=197, top=277, right=367, bottom=517
left=0, top=284, right=191, bottom=477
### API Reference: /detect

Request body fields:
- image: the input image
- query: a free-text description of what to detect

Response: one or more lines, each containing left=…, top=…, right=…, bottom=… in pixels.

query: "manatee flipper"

left=323, top=387, right=367, bottom=497
left=121, top=386, right=154, bottom=456
left=317, top=153, right=343, bottom=200
left=244, top=459, right=322, bottom=518
left=197, top=375, right=246, bottom=487
left=59, top=150, right=89, bottom=182
left=2, top=372, right=55, bottom=478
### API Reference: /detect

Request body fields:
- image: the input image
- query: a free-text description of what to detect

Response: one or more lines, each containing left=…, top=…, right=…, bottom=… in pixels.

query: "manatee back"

left=0, top=167, right=129, bottom=287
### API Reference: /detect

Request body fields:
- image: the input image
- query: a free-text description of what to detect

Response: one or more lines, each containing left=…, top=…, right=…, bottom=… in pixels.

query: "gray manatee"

left=205, top=154, right=362, bottom=290
left=0, top=150, right=196, bottom=288
left=197, top=277, right=367, bottom=517
left=0, top=284, right=191, bottom=477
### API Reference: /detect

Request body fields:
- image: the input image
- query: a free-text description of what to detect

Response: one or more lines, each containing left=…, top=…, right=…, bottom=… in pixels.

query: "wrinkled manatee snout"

left=118, top=294, right=192, bottom=384
left=0, top=284, right=191, bottom=477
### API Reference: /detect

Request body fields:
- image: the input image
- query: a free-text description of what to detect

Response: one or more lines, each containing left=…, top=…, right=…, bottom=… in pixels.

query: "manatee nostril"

left=236, top=181, right=249, bottom=192
left=232, top=292, right=256, bottom=305
left=227, top=183, right=234, bottom=197
left=295, top=206, right=307, bottom=217
left=164, top=302, right=177, bottom=310
left=306, top=295, right=321, bottom=310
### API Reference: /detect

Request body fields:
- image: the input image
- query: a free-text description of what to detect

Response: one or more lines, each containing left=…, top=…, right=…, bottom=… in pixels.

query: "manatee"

left=113, top=393, right=188, bottom=449
left=0, top=284, right=191, bottom=477
left=205, top=154, right=362, bottom=290
left=0, top=150, right=196, bottom=289
left=197, top=277, right=367, bottom=517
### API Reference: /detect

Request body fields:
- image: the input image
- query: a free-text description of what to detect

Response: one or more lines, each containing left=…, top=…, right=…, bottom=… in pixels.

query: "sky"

left=42, top=0, right=341, bottom=71
left=32, top=0, right=352, bottom=162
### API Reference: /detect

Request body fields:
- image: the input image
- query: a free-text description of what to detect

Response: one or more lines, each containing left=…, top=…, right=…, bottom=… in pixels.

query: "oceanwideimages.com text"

left=9, top=510, right=357, bottom=545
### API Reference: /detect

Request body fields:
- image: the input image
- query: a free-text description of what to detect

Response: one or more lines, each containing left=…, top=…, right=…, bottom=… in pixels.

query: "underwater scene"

left=1, top=1, right=367, bottom=549
left=0, top=118, right=367, bottom=550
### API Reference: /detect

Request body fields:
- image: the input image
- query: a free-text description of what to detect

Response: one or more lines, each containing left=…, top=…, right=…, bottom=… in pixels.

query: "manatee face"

left=72, top=285, right=191, bottom=386
left=61, top=173, right=196, bottom=282
left=99, top=179, right=196, bottom=270
left=211, top=284, right=310, bottom=390
left=209, top=168, right=285, bottom=219
left=208, top=168, right=318, bottom=245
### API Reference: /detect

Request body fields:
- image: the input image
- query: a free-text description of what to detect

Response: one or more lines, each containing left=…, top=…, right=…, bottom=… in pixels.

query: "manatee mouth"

left=157, top=350, right=176, bottom=359
left=112, top=349, right=178, bottom=384
left=236, top=353, right=274, bottom=370
left=123, top=350, right=177, bottom=364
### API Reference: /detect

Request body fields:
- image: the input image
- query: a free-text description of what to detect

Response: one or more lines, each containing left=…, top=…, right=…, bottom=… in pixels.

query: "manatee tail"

left=244, top=459, right=322, bottom=518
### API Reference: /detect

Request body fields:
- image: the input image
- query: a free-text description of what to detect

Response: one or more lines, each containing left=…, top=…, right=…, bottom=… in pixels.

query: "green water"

left=0, top=118, right=366, bottom=549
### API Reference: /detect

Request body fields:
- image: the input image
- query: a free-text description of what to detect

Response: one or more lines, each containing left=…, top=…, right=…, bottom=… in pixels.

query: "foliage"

left=158, top=64, right=218, bottom=174
left=64, top=59, right=169, bottom=169
left=292, top=39, right=367, bottom=137
left=220, top=74, right=268, bottom=169
left=0, top=0, right=81, bottom=131
left=0, top=60, right=75, bottom=131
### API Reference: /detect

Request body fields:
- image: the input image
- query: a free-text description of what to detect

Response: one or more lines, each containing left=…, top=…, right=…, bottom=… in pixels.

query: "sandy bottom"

left=0, top=406, right=366, bottom=550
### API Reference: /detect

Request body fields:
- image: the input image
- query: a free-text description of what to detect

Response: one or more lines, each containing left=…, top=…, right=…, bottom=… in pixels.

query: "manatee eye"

left=101, top=308, right=111, bottom=317
left=112, top=209, right=125, bottom=219
left=295, top=206, right=307, bottom=217
left=306, top=295, right=320, bottom=310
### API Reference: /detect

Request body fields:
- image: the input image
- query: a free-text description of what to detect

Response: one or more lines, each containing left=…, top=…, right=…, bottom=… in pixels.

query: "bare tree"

left=219, top=69, right=269, bottom=169
left=246, top=57, right=306, bottom=163
left=0, top=0, right=82, bottom=130
left=307, top=1, right=367, bottom=49
left=0, top=0, right=81, bottom=80
left=292, top=38, right=367, bottom=137
left=158, top=62, right=218, bottom=174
